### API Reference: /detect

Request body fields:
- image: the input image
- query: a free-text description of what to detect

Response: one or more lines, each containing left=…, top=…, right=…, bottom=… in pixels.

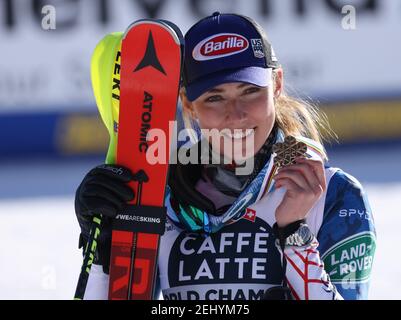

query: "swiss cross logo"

left=192, top=33, right=249, bottom=61
left=243, top=208, right=257, bottom=222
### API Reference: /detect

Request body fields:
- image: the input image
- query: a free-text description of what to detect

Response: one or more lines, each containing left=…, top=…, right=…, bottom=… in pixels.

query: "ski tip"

left=91, top=32, right=123, bottom=129
left=122, top=19, right=184, bottom=47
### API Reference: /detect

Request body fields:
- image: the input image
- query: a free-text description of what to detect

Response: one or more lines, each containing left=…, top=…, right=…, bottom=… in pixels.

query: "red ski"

left=108, top=19, right=183, bottom=300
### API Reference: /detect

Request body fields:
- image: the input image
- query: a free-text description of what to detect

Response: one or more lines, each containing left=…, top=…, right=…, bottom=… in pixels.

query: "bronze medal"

left=273, top=136, right=307, bottom=168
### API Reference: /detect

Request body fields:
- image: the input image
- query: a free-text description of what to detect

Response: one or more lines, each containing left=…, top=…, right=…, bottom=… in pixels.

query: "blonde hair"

left=272, top=71, right=337, bottom=160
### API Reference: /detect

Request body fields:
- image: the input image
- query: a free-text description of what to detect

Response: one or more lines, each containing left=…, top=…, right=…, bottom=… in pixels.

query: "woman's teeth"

left=223, top=129, right=255, bottom=139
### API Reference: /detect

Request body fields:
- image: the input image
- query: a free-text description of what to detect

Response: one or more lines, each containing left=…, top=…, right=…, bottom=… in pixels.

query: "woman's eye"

left=244, top=87, right=260, bottom=95
left=205, top=95, right=223, bottom=103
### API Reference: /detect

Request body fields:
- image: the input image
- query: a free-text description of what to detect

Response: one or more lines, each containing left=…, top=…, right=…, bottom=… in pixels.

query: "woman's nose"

left=226, top=99, right=247, bottom=123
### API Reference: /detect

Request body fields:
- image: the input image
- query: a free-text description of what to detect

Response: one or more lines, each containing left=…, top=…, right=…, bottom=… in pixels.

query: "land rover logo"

left=321, top=231, right=376, bottom=283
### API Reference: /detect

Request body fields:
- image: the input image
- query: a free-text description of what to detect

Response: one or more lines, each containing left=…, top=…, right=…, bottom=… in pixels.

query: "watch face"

left=298, top=224, right=311, bottom=239
left=286, top=224, right=314, bottom=247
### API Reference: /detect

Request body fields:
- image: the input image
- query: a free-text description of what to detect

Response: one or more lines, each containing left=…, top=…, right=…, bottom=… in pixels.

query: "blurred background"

left=0, top=0, right=400, bottom=299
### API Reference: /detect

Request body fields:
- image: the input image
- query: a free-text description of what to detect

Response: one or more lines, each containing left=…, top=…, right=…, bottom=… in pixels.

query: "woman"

left=76, top=13, right=376, bottom=300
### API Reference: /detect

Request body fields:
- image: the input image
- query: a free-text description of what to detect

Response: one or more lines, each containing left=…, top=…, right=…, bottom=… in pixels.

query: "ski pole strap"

left=113, top=205, right=166, bottom=235
left=74, top=215, right=102, bottom=300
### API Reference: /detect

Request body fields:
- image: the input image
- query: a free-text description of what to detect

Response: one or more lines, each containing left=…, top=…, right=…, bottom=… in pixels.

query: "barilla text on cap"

left=192, top=33, right=249, bottom=61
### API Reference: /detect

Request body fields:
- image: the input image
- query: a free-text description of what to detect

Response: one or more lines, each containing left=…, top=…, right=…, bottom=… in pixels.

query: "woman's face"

left=183, top=71, right=282, bottom=162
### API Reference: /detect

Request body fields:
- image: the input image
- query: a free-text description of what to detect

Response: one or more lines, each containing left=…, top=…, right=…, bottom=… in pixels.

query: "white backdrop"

left=1, top=0, right=400, bottom=112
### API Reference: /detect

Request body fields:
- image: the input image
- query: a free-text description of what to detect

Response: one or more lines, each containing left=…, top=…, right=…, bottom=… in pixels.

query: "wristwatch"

left=273, top=220, right=315, bottom=248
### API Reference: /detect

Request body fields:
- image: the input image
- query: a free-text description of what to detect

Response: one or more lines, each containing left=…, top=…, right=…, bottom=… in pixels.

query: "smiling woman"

left=75, top=12, right=376, bottom=300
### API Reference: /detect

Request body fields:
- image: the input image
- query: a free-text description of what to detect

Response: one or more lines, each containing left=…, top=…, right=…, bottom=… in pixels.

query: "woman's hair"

left=272, top=70, right=337, bottom=159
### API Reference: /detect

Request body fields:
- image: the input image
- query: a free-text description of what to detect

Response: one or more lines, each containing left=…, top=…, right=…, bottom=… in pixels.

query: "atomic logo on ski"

left=134, top=31, right=166, bottom=75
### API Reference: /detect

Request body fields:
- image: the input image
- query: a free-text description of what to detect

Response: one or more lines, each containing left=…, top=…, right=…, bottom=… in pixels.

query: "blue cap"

left=183, top=12, right=279, bottom=101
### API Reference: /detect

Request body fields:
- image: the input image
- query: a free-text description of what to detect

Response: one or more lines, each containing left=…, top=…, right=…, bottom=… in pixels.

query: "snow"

left=0, top=145, right=400, bottom=299
left=0, top=197, right=81, bottom=299
left=361, top=183, right=401, bottom=299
